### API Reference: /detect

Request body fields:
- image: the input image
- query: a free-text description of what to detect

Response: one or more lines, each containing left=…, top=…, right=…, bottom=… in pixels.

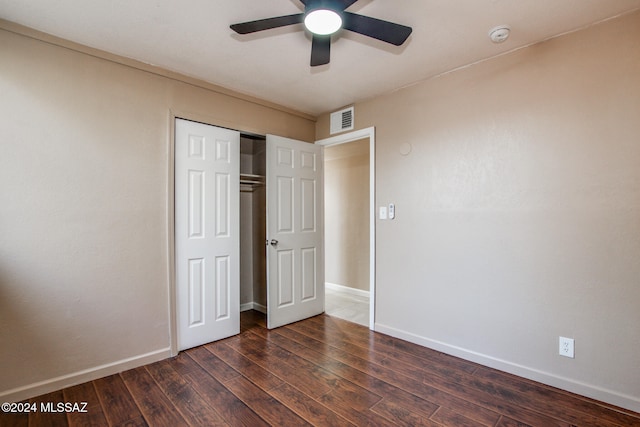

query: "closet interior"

left=239, top=134, right=267, bottom=313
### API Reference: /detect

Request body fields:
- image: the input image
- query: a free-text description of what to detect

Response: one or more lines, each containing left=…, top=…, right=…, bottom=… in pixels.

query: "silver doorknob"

left=269, top=239, right=278, bottom=246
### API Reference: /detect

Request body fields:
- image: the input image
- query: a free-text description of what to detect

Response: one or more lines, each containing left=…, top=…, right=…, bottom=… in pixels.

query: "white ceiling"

left=2, top=0, right=639, bottom=116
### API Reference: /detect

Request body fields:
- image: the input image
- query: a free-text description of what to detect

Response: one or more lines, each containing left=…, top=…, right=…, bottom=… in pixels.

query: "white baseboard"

left=0, top=347, right=172, bottom=403
left=326, top=282, right=370, bottom=298
left=240, top=302, right=266, bottom=313
left=374, top=322, right=640, bottom=413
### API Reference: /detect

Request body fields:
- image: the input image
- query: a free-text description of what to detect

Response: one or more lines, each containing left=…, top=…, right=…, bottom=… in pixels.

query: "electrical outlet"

left=559, top=337, right=575, bottom=358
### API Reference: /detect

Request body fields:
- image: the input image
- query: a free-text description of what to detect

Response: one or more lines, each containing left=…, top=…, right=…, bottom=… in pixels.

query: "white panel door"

left=266, top=135, right=324, bottom=329
left=175, top=118, right=240, bottom=350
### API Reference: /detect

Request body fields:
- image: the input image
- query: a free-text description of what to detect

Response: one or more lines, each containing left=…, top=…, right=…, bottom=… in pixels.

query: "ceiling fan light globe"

left=304, top=9, right=342, bottom=35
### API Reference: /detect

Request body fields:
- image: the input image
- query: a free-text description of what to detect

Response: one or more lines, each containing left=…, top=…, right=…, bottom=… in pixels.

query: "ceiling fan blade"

left=342, top=12, right=412, bottom=46
left=310, top=35, right=331, bottom=66
left=338, top=0, right=359, bottom=9
left=230, top=13, right=304, bottom=34
left=301, top=0, right=357, bottom=8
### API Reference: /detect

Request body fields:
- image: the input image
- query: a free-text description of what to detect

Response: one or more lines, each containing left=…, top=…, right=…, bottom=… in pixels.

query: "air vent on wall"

left=330, top=107, right=354, bottom=135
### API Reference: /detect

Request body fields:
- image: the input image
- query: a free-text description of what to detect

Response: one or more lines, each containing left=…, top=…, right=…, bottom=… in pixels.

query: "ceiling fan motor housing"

left=304, top=0, right=345, bottom=35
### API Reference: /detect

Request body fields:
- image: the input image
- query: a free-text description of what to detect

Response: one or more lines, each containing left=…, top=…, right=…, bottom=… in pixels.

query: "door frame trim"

left=315, top=127, right=376, bottom=330
left=168, top=113, right=178, bottom=357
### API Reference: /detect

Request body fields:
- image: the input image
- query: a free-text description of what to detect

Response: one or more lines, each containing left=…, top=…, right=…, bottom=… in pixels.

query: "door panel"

left=301, top=247, right=317, bottom=301
left=175, top=118, right=240, bottom=350
left=267, top=135, right=324, bottom=329
left=188, top=258, right=204, bottom=325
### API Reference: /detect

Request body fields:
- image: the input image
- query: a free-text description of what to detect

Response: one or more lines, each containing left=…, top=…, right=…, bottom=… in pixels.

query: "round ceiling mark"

left=399, top=142, right=412, bottom=156
left=489, top=25, right=511, bottom=43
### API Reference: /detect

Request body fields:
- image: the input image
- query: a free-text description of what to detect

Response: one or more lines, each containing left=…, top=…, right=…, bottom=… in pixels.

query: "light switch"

left=379, top=206, right=387, bottom=220
left=388, top=203, right=395, bottom=219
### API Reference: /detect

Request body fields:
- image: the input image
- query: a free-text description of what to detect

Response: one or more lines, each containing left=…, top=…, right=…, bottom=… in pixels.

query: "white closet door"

left=266, top=134, right=324, bottom=329
left=175, top=118, right=240, bottom=350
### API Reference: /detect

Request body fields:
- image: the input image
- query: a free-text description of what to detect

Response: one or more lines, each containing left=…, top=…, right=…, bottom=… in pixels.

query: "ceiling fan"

left=230, top=0, right=413, bottom=66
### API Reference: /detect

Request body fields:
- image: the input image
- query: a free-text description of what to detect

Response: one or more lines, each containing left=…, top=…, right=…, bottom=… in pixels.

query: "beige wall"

left=324, top=139, right=370, bottom=291
left=0, top=22, right=314, bottom=400
left=318, top=11, right=640, bottom=411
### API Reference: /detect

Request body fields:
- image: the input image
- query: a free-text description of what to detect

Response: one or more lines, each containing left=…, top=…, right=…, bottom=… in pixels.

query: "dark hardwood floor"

left=3, top=311, right=639, bottom=426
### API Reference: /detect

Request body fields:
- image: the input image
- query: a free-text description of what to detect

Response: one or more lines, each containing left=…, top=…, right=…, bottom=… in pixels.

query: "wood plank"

left=310, top=315, right=480, bottom=374
left=0, top=402, right=29, bottom=427
left=315, top=316, right=640, bottom=426
left=289, top=320, right=569, bottom=427
left=279, top=322, right=501, bottom=426
left=93, top=374, right=145, bottom=426
left=323, top=321, right=595, bottom=427
left=303, top=316, right=478, bottom=379
left=268, top=382, right=355, bottom=427
left=285, top=318, right=630, bottom=427
left=114, top=416, right=149, bottom=427
left=370, top=398, right=441, bottom=427
left=164, top=353, right=201, bottom=376
left=258, top=325, right=444, bottom=425
left=368, top=388, right=440, bottom=420
left=288, top=320, right=443, bottom=381
left=345, top=361, right=499, bottom=426
left=274, top=322, right=389, bottom=365
left=240, top=310, right=266, bottom=330
left=418, top=369, right=573, bottom=427
left=268, top=326, right=381, bottom=373
left=28, top=390, right=68, bottom=427
left=204, top=341, right=283, bottom=391
left=120, top=366, right=188, bottom=426
left=224, top=376, right=310, bottom=427
left=224, top=331, right=341, bottom=399
left=145, top=360, right=229, bottom=426
left=184, top=346, right=240, bottom=383
left=62, top=381, right=108, bottom=427
left=429, top=406, right=488, bottom=427
left=495, top=416, right=533, bottom=427
left=473, top=366, right=640, bottom=427
left=316, top=381, right=397, bottom=427
left=172, top=351, right=269, bottom=427
left=319, top=378, right=382, bottom=412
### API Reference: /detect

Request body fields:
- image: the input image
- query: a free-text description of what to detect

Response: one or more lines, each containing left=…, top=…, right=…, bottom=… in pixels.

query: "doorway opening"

left=323, top=138, right=369, bottom=326
left=316, top=127, right=375, bottom=329
left=239, top=134, right=267, bottom=315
